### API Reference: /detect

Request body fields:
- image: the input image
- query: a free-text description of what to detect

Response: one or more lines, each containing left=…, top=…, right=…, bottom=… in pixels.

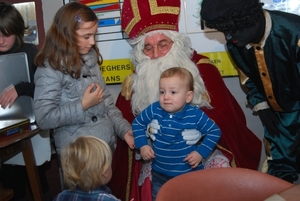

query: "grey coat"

left=34, top=48, right=131, bottom=154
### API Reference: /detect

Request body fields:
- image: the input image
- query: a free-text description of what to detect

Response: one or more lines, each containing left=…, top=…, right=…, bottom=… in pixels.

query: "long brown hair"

left=0, top=2, right=28, bottom=51
left=35, top=2, right=102, bottom=79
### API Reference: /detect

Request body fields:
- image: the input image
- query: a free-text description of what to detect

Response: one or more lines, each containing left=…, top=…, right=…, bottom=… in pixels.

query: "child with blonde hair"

left=53, top=135, right=120, bottom=201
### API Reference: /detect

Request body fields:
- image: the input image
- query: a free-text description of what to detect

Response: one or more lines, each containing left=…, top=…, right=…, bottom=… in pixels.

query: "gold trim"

left=121, top=74, right=134, bottom=100
left=196, top=58, right=213, bottom=103
left=125, top=0, right=180, bottom=36
left=298, top=39, right=300, bottom=47
left=216, top=144, right=236, bottom=168
left=236, top=67, right=250, bottom=94
left=254, top=46, right=283, bottom=112
left=196, top=58, right=214, bottom=65
left=149, top=0, right=180, bottom=15
left=202, top=91, right=211, bottom=103
left=125, top=148, right=133, bottom=201
left=125, top=0, right=141, bottom=36
left=141, top=24, right=177, bottom=35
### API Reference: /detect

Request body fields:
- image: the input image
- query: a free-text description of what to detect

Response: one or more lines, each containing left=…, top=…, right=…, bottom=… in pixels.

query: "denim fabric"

left=151, top=170, right=174, bottom=200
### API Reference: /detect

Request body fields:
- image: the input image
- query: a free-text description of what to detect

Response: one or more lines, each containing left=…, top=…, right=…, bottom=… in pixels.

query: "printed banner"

left=100, top=58, right=133, bottom=84
left=101, top=51, right=237, bottom=84
left=201, top=51, right=238, bottom=77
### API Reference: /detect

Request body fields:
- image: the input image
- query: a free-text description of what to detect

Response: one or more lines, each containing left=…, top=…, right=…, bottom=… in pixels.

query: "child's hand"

left=184, top=151, right=203, bottom=168
left=124, top=130, right=135, bottom=149
left=140, top=145, right=155, bottom=161
left=82, top=83, right=103, bottom=110
left=0, top=85, right=18, bottom=109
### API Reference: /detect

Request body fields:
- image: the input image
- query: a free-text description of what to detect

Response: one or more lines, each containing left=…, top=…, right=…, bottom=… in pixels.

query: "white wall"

left=41, top=0, right=265, bottom=166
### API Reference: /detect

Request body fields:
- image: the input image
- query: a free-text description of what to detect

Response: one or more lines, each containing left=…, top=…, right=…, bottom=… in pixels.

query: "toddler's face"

left=159, top=76, right=193, bottom=113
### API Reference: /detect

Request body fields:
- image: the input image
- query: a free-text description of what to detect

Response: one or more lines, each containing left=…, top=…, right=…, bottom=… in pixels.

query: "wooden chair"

left=156, top=168, right=294, bottom=201
left=0, top=187, right=14, bottom=201
left=265, top=184, right=300, bottom=201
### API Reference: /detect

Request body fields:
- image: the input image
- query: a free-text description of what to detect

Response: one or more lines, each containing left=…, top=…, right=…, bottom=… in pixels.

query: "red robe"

left=108, top=51, right=262, bottom=201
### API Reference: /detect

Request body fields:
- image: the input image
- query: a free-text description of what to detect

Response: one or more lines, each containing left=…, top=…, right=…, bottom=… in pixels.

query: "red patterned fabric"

left=121, top=0, right=180, bottom=39
left=108, top=51, right=262, bottom=201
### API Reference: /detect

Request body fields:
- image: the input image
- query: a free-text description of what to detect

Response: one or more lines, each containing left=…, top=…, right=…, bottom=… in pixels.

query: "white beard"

left=131, top=39, right=210, bottom=115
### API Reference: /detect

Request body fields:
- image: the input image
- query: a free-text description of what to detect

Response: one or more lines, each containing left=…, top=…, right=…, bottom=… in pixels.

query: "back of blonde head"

left=61, top=135, right=112, bottom=192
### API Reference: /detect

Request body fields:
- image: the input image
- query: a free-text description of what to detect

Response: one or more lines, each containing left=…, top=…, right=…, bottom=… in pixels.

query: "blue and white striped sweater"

left=132, top=101, right=221, bottom=177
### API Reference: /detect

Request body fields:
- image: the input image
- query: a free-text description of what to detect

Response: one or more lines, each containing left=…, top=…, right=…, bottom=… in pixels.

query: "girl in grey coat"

left=33, top=2, right=134, bottom=155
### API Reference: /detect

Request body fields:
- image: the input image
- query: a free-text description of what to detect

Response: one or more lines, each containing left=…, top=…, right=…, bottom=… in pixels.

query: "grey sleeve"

left=34, top=67, right=85, bottom=130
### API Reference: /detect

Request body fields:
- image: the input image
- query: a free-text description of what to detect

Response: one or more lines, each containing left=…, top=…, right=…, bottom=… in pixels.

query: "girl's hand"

left=0, top=85, right=18, bottom=109
left=124, top=130, right=135, bottom=149
left=82, top=83, right=103, bottom=110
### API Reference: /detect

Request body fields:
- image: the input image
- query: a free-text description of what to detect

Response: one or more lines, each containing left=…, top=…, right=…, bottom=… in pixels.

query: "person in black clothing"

left=200, top=0, right=300, bottom=183
left=0, top=2, right=51, bottom=200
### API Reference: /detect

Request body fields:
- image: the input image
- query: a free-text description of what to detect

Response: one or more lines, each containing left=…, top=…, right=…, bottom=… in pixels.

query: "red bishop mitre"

left=121, top=0, right=181, bottom=39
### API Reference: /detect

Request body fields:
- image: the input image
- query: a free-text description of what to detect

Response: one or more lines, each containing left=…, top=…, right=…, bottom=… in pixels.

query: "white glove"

left=146, top=119, right=160, bottom=141
left=182, top=129, right=202, bottom=145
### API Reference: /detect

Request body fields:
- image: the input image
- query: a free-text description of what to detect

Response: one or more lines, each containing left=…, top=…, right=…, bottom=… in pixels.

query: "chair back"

left=156, top=167, right=294, bottom=201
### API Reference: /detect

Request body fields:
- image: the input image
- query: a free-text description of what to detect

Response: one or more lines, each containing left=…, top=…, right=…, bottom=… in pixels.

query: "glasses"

left=143, top=40, right=173, bottom=55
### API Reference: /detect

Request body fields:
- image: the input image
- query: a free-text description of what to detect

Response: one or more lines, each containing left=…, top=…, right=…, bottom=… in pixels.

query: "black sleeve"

left=15, top=82, right=35, bottom=98
left=14, top=44, right=38, bottom=98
